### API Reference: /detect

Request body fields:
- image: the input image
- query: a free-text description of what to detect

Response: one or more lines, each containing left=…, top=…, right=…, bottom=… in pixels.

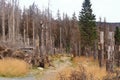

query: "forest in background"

left=0, top=0, right=120, bottom=79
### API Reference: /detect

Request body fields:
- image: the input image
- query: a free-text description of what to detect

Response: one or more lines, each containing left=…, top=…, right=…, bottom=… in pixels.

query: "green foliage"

left=79, top=0, right=97, bottom=47
left=114, top=27, right=120, bottom=45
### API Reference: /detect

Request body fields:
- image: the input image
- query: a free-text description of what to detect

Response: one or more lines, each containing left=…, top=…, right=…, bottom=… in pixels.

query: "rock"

left=38, top=67, right=44, bottom=70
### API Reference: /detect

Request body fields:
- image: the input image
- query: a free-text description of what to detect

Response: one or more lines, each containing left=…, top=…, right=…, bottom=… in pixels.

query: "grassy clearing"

left=0, top=58, right=29, bottom=77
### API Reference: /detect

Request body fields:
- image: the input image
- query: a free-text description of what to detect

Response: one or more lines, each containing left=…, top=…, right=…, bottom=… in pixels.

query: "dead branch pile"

left=0, top=45, right=51, bottom=68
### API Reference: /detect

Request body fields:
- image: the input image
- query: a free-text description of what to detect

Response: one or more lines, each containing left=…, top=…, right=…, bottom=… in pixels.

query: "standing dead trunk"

left=98, top=31, right=104, bottom=67
left=2, top=0, right=5, bottom=42
left=75, top=43, right=78, bottom=56
left=26, top=14, right=29, bottom=46
left=41, top=23, right=46, bottom=57
left=60, top=26, right=62, bottom=53
left=8, top=3, right=12, bottom=41
left=98, top=43, right=104, bottom=67
left=23, top=21, right=26, bottom=46
left=32, top=20, right=35, bottom=47
left=12, top=0, right=15, bottom=43
left=94, top=40, right=98, bottom=59
left=78, top=41, right=81, bottom=56
left=106, top=31, right=114, bottom=72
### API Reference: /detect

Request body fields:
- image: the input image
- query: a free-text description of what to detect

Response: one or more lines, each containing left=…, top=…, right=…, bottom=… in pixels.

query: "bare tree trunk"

left=106, top=32, right=114, bottom=72
left=41, top=24, right=45, bottom=56
left=78, top=41, right=81, bottom=56
left=94, top=40, right=98, bottom=59
left=23, top=21, right=26, bottom=46
left=16, top=4, right=20, bottom=42
left=98, top=31, right=104, bottom=67
left=12, top=0, right=15, bottom=43
left=26, top=14, right=29, bottom=46
left=60, top=26, right=62, bottom=53
left=2, top=0, right=5, bottom=42
left=7, top=1, right=12, bottom=41
left=8, top=12, right=11, bottom=41
left=75, top=43, right=77, bottom=56
left=46, top=25, right=48, bottom=54
left=33, top=20, right=35, bottom=47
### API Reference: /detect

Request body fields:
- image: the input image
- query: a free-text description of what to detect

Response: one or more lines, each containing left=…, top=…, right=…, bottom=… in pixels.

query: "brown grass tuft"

left=0, top=58, right=29, bottom=77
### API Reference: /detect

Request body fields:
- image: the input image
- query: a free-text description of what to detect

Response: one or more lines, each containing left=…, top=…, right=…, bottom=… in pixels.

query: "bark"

left=98, top=31, right=104, bottom=67
left=60, top=26, right=62, bottom=53
left=106, top=32, right=114, bottom=72
left=78, top=41, right=81, bottom=56
left=98, top=44, right=104, bottom=67
left=115, top=45, right=120, bottom=67
left=23, top=21, right=26, bottom=46
left=2, top=0, right=5, bottom=42
left=12, top=0, right=15, bottom=43
left=94, top=40, right=98, bottom=59
left=32, top=20, right=35, bottom=47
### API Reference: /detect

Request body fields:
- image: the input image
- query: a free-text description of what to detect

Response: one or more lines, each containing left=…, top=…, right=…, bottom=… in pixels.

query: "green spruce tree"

left=114, top=27, right=120, bottom=67
left=79, top=0, right=97, bottom=55
left=115, top=27, right=120, bottom=45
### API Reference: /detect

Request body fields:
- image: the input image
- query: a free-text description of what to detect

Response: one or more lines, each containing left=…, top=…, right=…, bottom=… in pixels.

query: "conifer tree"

left=114, top=27, right=120, bottom=67
left=79, top=0, right=97, bottom=55
left=115, top=27, right=120, bottom=45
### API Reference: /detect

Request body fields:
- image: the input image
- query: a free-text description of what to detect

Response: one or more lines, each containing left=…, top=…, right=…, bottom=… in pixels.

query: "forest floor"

left=0, top=54, right=113, bottom=80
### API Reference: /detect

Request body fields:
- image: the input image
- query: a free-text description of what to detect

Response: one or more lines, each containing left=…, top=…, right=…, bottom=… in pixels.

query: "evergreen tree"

left=79, top=0, right=97, bottom=55
left=114, top=27, right=120, bottom=67
left=114, top=27, right=120, bottom=45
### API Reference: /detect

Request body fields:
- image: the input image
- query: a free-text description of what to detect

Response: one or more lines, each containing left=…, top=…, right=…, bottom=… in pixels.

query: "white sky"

left=19, top=0, right=120, bottom=22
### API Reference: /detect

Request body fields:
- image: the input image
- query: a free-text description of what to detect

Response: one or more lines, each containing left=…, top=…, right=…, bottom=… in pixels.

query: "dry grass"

left=73, top=57, right=107, bottom=80
left=0, top=58, right=29, bottom=77
left=84, top=64, right=107, bottom=79
left=72, top=56, right=98, bottom=64
left=58, top=56, right=107, bottom=80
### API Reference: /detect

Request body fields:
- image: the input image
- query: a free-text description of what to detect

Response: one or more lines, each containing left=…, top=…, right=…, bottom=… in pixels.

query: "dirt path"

left=0, top=76, right=35, bottom=80
left=39, top=56, right=72, bottom=80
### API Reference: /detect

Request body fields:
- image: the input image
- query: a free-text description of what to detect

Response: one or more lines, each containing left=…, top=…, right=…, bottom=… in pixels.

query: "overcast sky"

left=19, top=0, right=120, bottom=22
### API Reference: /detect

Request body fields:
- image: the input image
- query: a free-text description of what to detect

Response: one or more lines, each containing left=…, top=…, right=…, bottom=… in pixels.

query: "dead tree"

left=15, top=1, right=21, bottom=43
left=56, top=10, right=62, bottom=53
left=23, top=20, right=26, bottom=46
left=2, top=0, right=5, bottom=42
left=12, top=0, right=15, bottom=43
left=106, top=31, right=114, bottom=72
left=98, top=29, right=104, bottom=67
left=32, top=20, right=35, bottom=47
left=104, top=18, right=109, bottom=59
left=7, top=1, right=12, bottom=41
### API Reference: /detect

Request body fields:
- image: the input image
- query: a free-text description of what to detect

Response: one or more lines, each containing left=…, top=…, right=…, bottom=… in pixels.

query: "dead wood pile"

left=0, top=46, right=51, bottom=68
